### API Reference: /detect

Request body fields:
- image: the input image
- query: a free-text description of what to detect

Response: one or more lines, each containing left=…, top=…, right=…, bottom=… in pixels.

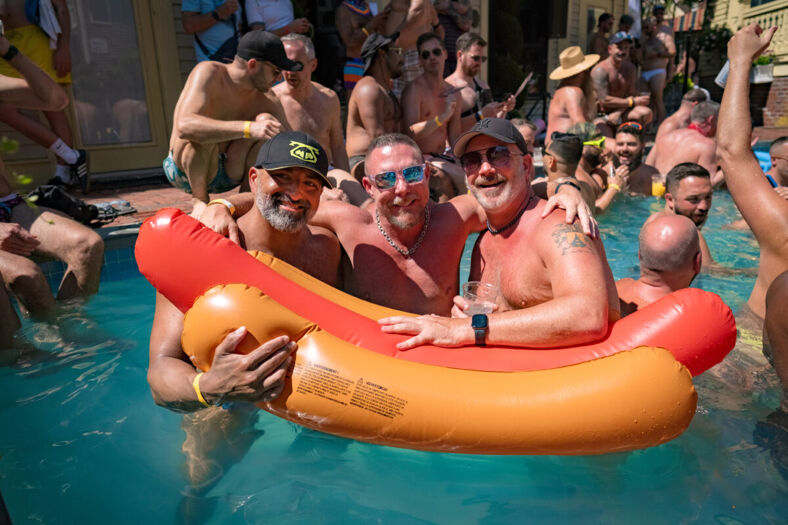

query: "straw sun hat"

left=549, top=46, right=599, bottom=80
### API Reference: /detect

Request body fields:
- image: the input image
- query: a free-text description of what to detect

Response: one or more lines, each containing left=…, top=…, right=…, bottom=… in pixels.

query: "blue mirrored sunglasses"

left=369, top=164, right=426, bottom=190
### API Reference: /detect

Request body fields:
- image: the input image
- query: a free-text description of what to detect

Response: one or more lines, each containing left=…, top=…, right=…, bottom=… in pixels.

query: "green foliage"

left=754, top=54, right=775, bottom=66
left=693, top=25, right=732, bottom=56
left=665, top=73, right=695, bottom=92
left=0, top=136, right=19, bottom=154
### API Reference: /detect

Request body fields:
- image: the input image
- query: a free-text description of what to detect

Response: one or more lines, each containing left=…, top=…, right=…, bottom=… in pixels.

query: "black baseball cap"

left=453, top=118, right=528, bottom=157
left=360, top=32, right=399, bottom=75
left=237, top=30, right=303, bottom=71
left=255, top=131, right=331, bottom=187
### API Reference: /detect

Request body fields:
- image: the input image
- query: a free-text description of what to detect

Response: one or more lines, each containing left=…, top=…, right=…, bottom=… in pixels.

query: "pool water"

left=1, top=191, right=786, bottom=524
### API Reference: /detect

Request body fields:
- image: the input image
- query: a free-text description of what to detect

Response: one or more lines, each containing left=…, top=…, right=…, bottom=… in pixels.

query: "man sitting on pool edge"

left=379, top=118, right=619, bottom=349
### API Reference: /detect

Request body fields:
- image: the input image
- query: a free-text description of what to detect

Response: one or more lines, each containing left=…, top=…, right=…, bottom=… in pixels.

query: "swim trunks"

left=641, top=68, right=666, bottom=83
left=344, top=57, right=365, bottom=91
left=0, top=193, right=24, bottom=222
left=0, top=25, right=71, bottom=83
left=163, top=151, right=239, bottom=194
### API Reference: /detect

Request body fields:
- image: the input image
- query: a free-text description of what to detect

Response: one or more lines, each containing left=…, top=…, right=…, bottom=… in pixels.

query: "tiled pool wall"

left=38, top=226, right=141, bottom=291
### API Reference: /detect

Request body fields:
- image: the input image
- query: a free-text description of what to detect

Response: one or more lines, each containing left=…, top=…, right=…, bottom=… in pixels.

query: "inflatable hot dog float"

left=136, top=209, right=736, bottom=455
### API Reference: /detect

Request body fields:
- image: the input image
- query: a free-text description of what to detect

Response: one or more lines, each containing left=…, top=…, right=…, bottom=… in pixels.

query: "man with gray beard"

left=148, top=131, right=341, bottom=412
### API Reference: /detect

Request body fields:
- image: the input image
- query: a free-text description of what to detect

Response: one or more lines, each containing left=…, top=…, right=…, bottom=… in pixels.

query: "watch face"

left=471, top=314, right=488, bottom=329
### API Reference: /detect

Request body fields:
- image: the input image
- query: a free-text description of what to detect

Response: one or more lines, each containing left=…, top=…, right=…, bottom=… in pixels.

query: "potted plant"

left=752, top=54, right=775, bottom=84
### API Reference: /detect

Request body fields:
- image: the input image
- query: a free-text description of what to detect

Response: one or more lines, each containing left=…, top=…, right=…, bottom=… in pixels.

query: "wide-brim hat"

left=549, top=46, right=599, bottom=80
left=360, top=32, right=399, bottom=75
left=255, top=131, right=332, bottom=187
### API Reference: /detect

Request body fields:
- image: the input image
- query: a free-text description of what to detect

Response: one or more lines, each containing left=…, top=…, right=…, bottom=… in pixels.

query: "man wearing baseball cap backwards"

left=150, top=131, right=341, bottom=413
left=380, top=118, right=619, bottom=350
left=591, top=31, right=653, bottom=137
left=545, top=46, right=599, bottom=142
left=164, top=30, right=301, bottom=215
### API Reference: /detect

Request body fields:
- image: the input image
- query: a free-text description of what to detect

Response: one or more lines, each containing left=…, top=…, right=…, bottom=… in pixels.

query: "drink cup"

left=651, top=173, right=666, bottom=197
left=462, top=281, right=498, bottom=315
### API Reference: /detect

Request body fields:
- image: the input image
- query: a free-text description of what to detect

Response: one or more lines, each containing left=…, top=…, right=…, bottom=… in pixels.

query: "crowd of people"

left=0, top=2, right=786, bottom=440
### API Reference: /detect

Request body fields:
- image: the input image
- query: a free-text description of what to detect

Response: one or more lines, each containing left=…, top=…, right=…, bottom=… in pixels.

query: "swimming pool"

left=1, top=191, right=786, bottom=524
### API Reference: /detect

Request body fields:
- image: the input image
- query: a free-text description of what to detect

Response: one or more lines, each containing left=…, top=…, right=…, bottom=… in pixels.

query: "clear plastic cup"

left=462, top=281, right=498, bottom=315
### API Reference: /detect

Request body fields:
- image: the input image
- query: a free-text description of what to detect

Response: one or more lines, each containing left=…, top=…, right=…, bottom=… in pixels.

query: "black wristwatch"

left=2, top=45, right=19, bottom=62
left=211, top=10, right=221, bottom=21
left=471, top=314, right=488, bottom=346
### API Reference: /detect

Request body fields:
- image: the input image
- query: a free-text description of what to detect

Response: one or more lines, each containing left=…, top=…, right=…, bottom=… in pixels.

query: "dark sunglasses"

left=460, top=146, right=521, bottom=173
left=369, top=164, right=426, bottom=190
left=469, top=55, right=488, bottom=63
left=420, top=48, right=443, bottom=60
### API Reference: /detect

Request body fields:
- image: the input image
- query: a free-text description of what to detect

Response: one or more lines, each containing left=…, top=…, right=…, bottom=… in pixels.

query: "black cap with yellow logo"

left=255, top=131, right=332, bottom=187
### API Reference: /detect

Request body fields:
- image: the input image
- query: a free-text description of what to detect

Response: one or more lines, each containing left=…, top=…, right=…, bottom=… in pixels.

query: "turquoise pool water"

left=1, top=191, right=786, bottom=524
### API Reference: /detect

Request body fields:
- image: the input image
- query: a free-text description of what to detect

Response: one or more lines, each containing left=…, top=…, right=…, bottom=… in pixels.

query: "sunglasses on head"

left=387, top=46, right=403, bottom=55
left=469, top=54, right=488, bottom=63
left=460, top=145, right=521, bottom=173
left=583, top=136, right=606, bottom=148
left=617, top=121, right=643, bottom=134
left=420, top=48, right=443, bottom=60
left=369, top=164, right=426, bottom=190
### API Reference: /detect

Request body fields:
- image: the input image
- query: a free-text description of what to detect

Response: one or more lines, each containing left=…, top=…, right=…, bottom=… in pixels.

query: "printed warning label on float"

left=294, top=363, right=354, bottom=406
left=349, top=380, right=408, bottom=419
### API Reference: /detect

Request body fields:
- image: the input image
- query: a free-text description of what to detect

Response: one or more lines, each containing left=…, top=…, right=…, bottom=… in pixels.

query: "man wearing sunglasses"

left=401, top=32, right=465, bottom=200
left=379, top=119, right=619, bottom=350
left=203, top=131, right=595, bottom=317
left=383, top=0, right=441, bottom=98
left=445, top=32, right=515, bottom=133
left=165, top=30, right=296, bottom=216
left=346, top=32, right=404, bottom=181
left=649, top=101, right=721, bottom=186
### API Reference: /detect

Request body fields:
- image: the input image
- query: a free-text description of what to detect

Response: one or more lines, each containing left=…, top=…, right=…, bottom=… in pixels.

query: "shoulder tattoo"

left=551, top=223, right=591, bottom=255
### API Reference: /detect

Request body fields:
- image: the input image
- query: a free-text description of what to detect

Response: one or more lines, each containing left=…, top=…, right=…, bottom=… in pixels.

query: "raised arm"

left=717, top=23, right=788, bottom=250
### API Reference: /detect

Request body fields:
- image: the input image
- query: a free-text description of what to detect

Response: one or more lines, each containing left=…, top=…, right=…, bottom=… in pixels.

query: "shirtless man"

left=274, top=34, right=348, bottom=172
left=640, top=16, right=675, bottom=125
left=546, top=46, right=599, bottom=140
left=205, top=132, right=596, bottom=315
left=164, top=30, right=297, bottom=214
left=616, top=215, right=701, bottom=316
left=445, top=33, right=515, bottom=133
left=335, top=0, right=388, bottom=92
left=767, top=136, right=788, bottom=197
left=532, top=132, right=597, bottom=209
left=401, top=32, right=464, bottom=198
left=385, top=0, right=440, bottom=97
left=588, top=13, right=614, bottom=59
left=646, top=162, right=714, bottom=269
left=653, top=5, right=677, bottom=80
left=379, top=119, right=619, bottom=349
left=717, top=24, right=788, bottom=398
left=645, top=88, right=708, bottom=166
left=650, top=101, right=720, bottom=184
left=149, top=131, right=340, bottom=412
left=346, top=32, right=403, bottom=180
left=614, top=122, right=659, bottom=196
left=591, top=32, right=652, bottom=136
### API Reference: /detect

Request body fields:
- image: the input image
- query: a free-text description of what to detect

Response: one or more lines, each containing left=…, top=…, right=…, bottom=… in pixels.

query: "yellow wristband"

left=193, top=372, right=211, bottom=407
left=207, top=198, right=236, bottom=217
left=361, top=27, right=370, bottom=37
left=608, top=183, right=621, bottom=192
left=627, top=97, right=634, bottom=108
left=243, top=120, right=252, bottom=139
left=434, top=115, right=443, bottom=127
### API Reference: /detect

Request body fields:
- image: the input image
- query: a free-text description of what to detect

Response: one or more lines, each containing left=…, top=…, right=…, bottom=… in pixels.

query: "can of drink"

left=714, top=60, right=730, bottom=88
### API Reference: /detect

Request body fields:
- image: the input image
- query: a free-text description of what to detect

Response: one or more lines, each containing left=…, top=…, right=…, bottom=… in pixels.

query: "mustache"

left=274, top=193, right=310, bottom=212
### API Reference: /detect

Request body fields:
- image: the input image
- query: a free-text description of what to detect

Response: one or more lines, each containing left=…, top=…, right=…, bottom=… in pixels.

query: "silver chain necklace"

left=375, top=205, right=431, bottom=257
left=486, top=196, right=533, bottom=235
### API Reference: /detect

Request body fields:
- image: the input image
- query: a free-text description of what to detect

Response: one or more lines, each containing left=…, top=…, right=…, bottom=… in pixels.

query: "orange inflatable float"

left=136, top=209, right=737, bottom=454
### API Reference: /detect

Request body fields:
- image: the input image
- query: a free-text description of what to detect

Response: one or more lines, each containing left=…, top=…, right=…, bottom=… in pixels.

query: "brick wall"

left=763, top=77, right=788, bottom=128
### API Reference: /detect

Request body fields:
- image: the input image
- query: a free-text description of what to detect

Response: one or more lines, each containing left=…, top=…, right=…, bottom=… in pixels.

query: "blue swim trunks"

left=163, top=151, right=239, bottom=194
